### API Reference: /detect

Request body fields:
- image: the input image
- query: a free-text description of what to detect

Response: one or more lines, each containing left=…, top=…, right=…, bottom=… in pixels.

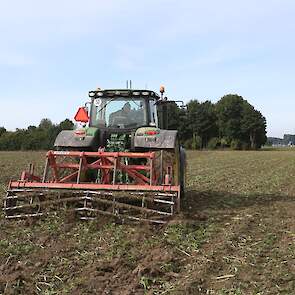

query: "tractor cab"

left=54, top=87, right=180, bottom=152
left=88, top=89, right=159, bottom=130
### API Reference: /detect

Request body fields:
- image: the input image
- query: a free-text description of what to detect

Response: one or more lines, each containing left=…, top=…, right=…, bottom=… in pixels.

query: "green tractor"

left=4, top=87, right=186, bottom=223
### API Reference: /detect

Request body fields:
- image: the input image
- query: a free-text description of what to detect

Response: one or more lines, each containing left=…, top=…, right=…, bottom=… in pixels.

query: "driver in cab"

left=109, top=102, right=133, bottom=127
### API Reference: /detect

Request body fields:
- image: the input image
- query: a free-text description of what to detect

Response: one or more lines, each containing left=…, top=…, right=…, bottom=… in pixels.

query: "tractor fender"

left=134, top=129, right=178, bottom=149
left=54, top=130, right=99, bottom=149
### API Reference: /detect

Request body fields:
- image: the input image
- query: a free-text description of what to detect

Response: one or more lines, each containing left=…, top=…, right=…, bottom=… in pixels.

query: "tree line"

left=168, top=94, right=267, bottom=150
left=0, top=94, right=267, bottom=151
left=0, top=119, right=74, bottom=151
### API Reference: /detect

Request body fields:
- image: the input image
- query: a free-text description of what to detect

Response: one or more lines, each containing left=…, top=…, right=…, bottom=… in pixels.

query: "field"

left=1, top=150, right=295, bottom=294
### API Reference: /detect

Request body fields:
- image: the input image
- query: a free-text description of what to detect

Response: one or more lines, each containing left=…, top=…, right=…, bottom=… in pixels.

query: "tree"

left=39, top=118, right=54, bottom=130
left=0, top=95, right=267, bottom=150
left=28, top=125, right=37, bottom=131
left=215, top=94, right=267, bottom=149
left=187, top=100, right=218, bottom=148
left=0, top=118, right=75, bottom=151
left=215, top=94, right=245, bottom=144
left=166, top=102, right=181, bottom=130
left=58, top=119, right=74, bottom=131
left=177, top=107, right=191, bottom=143
left=0, top=127, right=6, bottom=137
left=241, top=103, right=267, bottom=149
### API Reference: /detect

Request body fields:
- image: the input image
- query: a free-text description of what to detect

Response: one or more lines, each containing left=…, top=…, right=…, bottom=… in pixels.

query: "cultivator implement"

left=4, top=150, right=180, bottom=223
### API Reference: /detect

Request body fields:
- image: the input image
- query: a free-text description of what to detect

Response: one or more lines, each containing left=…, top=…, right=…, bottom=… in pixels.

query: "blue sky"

left=0, top=0, right=294, bottom=137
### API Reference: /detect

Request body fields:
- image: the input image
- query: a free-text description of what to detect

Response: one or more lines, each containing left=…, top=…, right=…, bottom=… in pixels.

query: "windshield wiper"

left=97, top=97, right=118, bottom=113
left=129, top=97, right=141, bottom=108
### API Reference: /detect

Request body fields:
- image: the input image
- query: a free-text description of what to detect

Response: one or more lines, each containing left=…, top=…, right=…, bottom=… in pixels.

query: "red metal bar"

left=59, top=171, right=79, bottom=183
left=81, top=153, right=88, bottom=168
left=41, top=150, right=161, bottom=187
left=10, top=181, right=180, bottom=192
left=124, top=168, right=150, bottom=184
left=56, top=163, right=79, bottom=169
left=50, top=150, right=155, bottom=159
left=56, top=163, right=127, bottom=170
left=87, top=164, right=114, bottom=170
left=87, top=158, right=102, bottom=169
left=101, top=157, right=111, bottom=184
left=20, top=171, right=41, bottom=182
left=48, top=152, right=59, bottom=182
left=106, top=157, right=148, bottom=185
left=120, top=165, right=150, bottom=171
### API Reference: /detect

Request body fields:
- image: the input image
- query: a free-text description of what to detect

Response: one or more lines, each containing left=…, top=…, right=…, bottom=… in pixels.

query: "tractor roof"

left=88, top=89, right=160, bottom=100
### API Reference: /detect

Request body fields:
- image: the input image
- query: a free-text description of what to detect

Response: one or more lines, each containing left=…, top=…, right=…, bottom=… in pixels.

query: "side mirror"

left=74, top=107, right=89, bottom=123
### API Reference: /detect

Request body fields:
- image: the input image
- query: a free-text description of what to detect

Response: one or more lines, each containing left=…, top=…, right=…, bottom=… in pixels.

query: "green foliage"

left=140, top=276, right=153, bottom=292
left=220, top=137, right=229, bottom=148
left=163, top=223, right=208, bottom=252
left=207, top=137, right=220, bottom=149
left=183, top=139, right=193, bottom=149
left=39, top=118, right=54, bottom=130
left=173, top=93, right=266, bottom=150
left=216, top=94, right=245, bottom=141
left=58, top=119, right=75, bottom=131
left=187, top=100, right=218, bottom=148
left=192, top=134, right=202, bottom=150
left=230, top=139, right=242, bottom=150
left=0, top=127, right=6, bottom=137
left=0, top=118, right=74, bottom=151
left=215, top=94, right=267, bottom=149
left=184, top=135, right=201, bottom=150
left=166, top=102, right=181, bottom=130
left=0, top=92, right=267, bottom=151
left=241, top=104, right=267, bottom=149
left=180, top=94, right=267, bottom=150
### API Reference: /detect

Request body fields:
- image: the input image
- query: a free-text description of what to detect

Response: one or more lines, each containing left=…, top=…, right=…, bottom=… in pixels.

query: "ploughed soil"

left=1, top=150, right=295, bottom=294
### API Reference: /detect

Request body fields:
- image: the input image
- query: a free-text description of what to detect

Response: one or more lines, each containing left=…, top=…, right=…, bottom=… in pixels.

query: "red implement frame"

left=42, top=150, right=158, bottom=186
left=5, top=150, right=180, bottom=222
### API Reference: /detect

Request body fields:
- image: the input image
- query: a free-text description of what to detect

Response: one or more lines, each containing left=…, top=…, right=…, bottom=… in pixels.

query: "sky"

left=0, top=0, right=294, bottom=137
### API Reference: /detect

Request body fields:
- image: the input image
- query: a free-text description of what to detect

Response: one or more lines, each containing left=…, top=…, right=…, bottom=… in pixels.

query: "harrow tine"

left=4, top=149, right=181, bottom=223
left=76, top=208, right=167, bottom=224
left=3, top=188, right=178, bottom=223
left=5, top=213, right=44, bottom=219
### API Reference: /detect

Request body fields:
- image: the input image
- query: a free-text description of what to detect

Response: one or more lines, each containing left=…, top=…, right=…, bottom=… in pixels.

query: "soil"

left=1, top=150, right=295, bottom=294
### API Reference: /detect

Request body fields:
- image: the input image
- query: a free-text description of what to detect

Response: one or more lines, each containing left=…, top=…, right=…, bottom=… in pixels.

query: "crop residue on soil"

left=1, top=150, right=295, bottom=294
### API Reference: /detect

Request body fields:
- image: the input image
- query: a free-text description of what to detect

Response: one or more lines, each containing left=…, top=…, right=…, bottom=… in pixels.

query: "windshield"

left=90, top=97, right=148, bottom=128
